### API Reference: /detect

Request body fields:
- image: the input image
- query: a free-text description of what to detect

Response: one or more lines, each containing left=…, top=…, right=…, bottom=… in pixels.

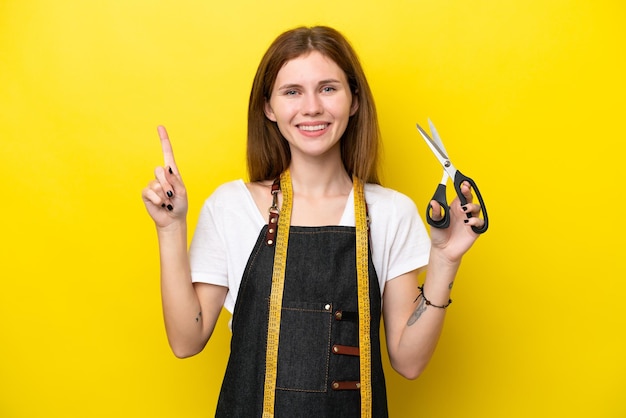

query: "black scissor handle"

left=426, top=183, right=450, bottom=229
left=453, top=170, right=489, bottom=234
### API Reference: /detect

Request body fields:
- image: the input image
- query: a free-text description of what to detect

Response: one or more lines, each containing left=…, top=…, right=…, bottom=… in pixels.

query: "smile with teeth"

left=298, top=123, right=328, bottom=132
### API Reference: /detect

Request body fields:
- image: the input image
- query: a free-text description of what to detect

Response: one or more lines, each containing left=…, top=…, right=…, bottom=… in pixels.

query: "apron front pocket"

left=275, top=301, right=333, bottom=392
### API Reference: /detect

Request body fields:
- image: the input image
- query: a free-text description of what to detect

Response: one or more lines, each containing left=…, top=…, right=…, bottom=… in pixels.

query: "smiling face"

left=264, top=51, right=359, bottom=163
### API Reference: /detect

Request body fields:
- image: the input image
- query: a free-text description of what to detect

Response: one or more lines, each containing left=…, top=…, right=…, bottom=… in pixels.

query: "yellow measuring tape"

left=262, top=169, right=292, bottom=418
left=353, top=175, right=372, bottom=418
left=262, top=170, right=372, bottom=417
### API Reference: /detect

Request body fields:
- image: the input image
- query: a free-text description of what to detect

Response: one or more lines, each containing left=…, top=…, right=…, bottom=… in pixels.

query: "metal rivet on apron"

left=332, top=382, right=340, bottom=389
left=324, top=304, right=331, bottom=311
left=269, top=228, right=275, bottom=234
left=334, top=310, right=342, bottom=320
left=267, top=240, right=273, bottom=245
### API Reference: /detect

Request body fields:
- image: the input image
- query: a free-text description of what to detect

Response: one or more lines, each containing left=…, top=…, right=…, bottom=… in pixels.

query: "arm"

left=156, top=220, right=227, bottom=358
left=142, top=126, right=226, bottom=358
left=383, top=181, right=483, bottom=379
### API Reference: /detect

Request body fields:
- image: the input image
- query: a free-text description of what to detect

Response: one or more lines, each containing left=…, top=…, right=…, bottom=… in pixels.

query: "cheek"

left=270, top=102, right=297, bottom=122
left=332, top=98, right=356, bottom=120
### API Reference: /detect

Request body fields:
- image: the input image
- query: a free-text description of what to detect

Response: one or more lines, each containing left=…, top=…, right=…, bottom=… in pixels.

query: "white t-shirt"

left=189, top=180, right=431, bottom=314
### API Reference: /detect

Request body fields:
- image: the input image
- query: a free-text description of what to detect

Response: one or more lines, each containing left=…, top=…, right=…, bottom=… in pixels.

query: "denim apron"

left=215, top=214, right=388, bottom=417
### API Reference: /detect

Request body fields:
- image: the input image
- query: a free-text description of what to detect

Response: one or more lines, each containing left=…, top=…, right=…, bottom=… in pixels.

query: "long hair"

left=247, top=26, right=381, bottom=184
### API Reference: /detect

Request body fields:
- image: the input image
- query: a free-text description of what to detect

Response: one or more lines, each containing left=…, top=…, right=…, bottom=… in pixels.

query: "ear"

left=264, top=100, right=277, bottom=122
left=349, top=91, right=359, bottom=116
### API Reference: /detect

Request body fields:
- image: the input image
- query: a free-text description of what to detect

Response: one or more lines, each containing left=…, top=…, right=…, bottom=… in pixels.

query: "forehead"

left=275, top=51, right=347, bottom=84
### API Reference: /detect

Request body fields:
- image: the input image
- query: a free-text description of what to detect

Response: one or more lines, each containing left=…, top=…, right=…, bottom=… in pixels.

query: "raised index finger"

left=157, top=125, right=178, bottom=174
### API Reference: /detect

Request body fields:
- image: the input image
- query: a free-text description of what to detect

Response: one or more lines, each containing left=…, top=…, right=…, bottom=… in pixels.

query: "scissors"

left=416, top=119, right=489, bottom=234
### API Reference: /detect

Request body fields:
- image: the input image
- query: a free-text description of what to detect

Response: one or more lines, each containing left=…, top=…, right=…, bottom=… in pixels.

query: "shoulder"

left=202, top=179, right=249, bottom=210
left=365, top=183, right=425, bottom=242
left=197, top=179, right=261, bottom=224
left=364, top=183, right=419, bottom=217
left=208, top=179, right=247, bottom=200
left=199, top=179, right=266, bottom=228
left=194, top=179, right=264, bottom=239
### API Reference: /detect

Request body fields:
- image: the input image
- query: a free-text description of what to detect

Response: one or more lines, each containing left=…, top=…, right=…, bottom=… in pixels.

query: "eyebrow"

left=276, top=79, right=343, bottom=91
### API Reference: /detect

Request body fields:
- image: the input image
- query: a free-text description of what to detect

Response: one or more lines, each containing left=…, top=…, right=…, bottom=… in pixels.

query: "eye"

left=285, top=90, right=298, bottom=96
left=321, top=86, right=336, bottom=93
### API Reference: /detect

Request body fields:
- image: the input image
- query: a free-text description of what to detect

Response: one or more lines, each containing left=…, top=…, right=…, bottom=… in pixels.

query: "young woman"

left=142, top=26, right=483, bottom=417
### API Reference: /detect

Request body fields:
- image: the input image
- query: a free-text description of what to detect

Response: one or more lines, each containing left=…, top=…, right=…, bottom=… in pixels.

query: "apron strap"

left=265, top=178, right=280, bottom=246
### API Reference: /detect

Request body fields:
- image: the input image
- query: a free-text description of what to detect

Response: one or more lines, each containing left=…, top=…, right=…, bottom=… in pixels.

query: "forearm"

left=387, top=250, right=460, bottom=379
left=156, top=221, right=205, bottom=357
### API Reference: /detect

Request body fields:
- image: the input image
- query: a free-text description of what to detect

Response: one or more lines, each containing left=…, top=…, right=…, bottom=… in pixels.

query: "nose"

left=301, top=93, right=323, bottom=116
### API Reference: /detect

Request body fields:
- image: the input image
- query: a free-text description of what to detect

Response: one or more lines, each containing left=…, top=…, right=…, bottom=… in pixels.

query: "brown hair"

left=247, top=26, right=381, bottom=184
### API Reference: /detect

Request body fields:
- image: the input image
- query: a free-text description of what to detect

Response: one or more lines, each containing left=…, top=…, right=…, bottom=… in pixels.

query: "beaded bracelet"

left=415, top=285, right=452, bottom=309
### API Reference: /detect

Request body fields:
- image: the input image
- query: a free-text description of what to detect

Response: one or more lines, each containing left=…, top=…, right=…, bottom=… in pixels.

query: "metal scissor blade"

left=427, top=119, right=449, bottom=158
left=416, top=122, right=449, bottom=162
left=439, top=170, right=449, bottom=185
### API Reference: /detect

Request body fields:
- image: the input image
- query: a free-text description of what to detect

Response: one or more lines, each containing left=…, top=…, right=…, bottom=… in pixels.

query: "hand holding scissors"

left=416, top=120, right=488, bottom=234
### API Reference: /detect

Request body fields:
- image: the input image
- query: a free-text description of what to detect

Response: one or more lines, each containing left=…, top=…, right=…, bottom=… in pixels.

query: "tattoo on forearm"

left=407, top=295, right=427, bottom=326
left=195, top=311, right=202, bottom=323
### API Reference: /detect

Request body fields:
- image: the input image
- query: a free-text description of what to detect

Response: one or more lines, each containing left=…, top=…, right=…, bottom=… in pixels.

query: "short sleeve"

left=188, top=180, right=266, bottom=313
left=366, top=184, right=431, bottom=293
left=189, top=191, right=230, bottom=287
left=383, top=191, right=430, bottom=281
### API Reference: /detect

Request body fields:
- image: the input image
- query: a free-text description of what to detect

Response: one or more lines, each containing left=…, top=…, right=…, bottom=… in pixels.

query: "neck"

left=288, top=157, right=352, bottom=198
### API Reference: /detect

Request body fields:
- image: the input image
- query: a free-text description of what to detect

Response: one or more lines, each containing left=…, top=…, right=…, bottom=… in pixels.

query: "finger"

left=157, top=125, right=179, bottom=174
left=165, top=165, right=186, bottom=197
left=142, top=184, right=160, bottom=206
left=154, top=166, right=175, bottom=201
left=460, top=181, right=474, bottom=204
left=461, top=203, right=482, bottom=216
left=463, top=214, right=485, bottom=230
left=429, top=200, right=444, bottom=221
left=142, top=182, right=172, bottom=210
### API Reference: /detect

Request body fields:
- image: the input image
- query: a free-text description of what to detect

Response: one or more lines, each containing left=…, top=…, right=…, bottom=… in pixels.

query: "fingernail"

left=462, top=206, right=468, bottom=212
left=168, top=166, right=173, bottom=175
left=161, top=203, right=166, bottom=208
left=464, top=219, right=469, bottom=224
left=166, top=190, right=173, bottom=198
left=167, top=204, right=174, bottom=211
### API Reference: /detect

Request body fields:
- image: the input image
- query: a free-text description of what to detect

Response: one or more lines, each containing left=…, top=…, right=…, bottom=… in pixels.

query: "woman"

left=142, top=26, right=483, bottom=417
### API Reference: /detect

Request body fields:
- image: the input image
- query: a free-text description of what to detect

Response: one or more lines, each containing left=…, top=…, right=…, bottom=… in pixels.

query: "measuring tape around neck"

left=262, top=170, right=372, bottom=417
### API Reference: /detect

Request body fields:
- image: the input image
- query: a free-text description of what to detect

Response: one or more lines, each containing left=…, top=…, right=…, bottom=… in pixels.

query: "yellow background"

left=1, top=1, right=624, bottom=417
